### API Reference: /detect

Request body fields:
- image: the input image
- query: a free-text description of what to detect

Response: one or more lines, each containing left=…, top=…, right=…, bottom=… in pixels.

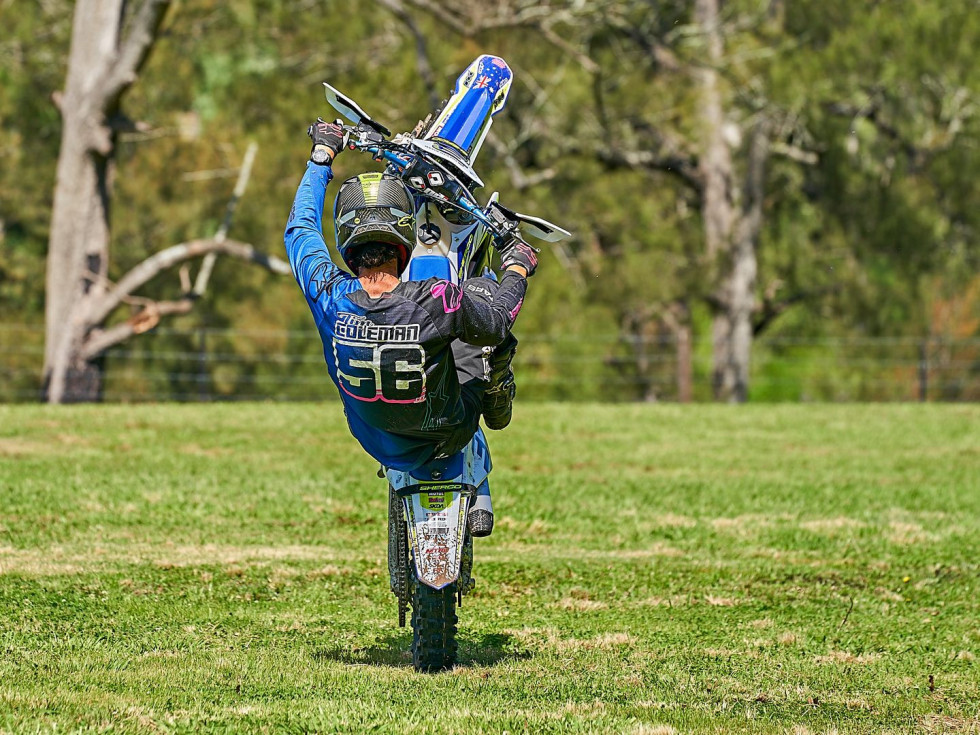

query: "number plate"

left=402, top=483, right=468, bottom=589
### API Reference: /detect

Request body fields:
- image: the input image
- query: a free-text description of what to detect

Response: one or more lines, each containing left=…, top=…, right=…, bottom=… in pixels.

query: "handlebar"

left=341, top=125, right=530, bottom=251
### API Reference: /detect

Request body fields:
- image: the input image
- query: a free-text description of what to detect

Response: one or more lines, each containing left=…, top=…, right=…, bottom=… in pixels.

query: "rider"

left=284, top=120, right=538, bottom=530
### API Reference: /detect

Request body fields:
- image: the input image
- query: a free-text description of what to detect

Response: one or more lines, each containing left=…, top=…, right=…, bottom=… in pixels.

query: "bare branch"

left=539, top=22, right=599, bottom=74
left=602, top=10, right=683, bottom=73
left=98, top=0, right=172, bottom=111
left=403, top=0, right=600, bottom=73
left=193, top=142, right=259, bottom=295
left=594, top=145, right=704, bottom=193
left=402, top=0, right=466, bottom=34
left=82, top=299, right=193, bottom=360
left=484, top=132, right=556, bottom=191
left=770, top=141, right=818, bottom=165
left=824, top=99, right=924, bottom=164
left=87, top=238, right=290, bottom=327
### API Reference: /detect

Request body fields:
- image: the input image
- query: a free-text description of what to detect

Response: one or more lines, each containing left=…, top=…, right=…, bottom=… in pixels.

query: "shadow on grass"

left=315, top=631, right=532, bottom=669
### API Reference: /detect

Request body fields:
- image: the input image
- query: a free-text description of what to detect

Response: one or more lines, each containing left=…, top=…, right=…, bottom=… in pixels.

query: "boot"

left=467, top=480, right=494, bottom=537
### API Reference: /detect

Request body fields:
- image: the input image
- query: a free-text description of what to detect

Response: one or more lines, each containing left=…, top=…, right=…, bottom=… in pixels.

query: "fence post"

left=677, top=325, right=692, bottom=403
left=198, top=326, right=209, bottom=402
left=918, top=338, right=928, bottom=402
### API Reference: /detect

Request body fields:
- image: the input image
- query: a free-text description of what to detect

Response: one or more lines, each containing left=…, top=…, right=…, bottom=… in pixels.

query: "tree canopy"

left=1, top=0, right=977, bottom=401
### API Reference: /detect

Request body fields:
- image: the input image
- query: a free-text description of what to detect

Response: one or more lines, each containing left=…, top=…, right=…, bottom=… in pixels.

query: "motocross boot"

left=482, top=334, right=518, bottom=430
left=468, top=480, right=494, bottom=537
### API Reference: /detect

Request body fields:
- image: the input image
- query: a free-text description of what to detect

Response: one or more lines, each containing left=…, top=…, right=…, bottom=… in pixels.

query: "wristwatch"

left=311, top=146, right=333, bottom=165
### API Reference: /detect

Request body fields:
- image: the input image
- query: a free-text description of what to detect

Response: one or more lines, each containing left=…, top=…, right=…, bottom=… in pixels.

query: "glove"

left=307, top=118, right=346, bottom=165
left=499, top=239, right=538, bottom=278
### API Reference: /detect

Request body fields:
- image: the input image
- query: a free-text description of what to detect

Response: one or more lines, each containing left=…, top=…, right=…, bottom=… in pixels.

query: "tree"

left=43, top=0, right=288, bottom=403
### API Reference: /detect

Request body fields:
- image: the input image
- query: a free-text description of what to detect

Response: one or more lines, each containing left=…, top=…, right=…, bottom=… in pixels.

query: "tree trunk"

left=712, top=123, right=768, bottom=402
left=43, top=0, right=124, bottom=403
left=43, top=0, right=174, bottom=403
left=694, top=0, right=768, bottom=402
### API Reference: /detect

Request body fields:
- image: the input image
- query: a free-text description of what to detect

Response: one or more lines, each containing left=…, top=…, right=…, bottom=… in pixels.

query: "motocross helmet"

left=333, top=172, right=415, bottom=274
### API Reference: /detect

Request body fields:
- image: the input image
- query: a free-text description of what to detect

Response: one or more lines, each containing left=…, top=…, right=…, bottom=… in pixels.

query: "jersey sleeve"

left=428, top=271, right=528, bottom=347
left=283, top=162, right=352, bottom=306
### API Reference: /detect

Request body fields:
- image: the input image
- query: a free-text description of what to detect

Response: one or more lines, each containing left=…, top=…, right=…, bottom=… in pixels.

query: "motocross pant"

left=425, top=339, right=489, bottom=461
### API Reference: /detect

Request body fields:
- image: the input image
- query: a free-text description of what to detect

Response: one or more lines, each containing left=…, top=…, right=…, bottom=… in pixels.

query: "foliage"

left=0, top=0, right=977, bottom=400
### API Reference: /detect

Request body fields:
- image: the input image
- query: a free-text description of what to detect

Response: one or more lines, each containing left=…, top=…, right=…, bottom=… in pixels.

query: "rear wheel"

left=410, top=576, right=458, bottom=672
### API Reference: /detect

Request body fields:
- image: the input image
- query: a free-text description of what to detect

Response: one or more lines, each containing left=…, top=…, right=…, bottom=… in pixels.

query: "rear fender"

left=385, top=431, right=492, bottom=589
left=397, top=482, right=473, bottom=589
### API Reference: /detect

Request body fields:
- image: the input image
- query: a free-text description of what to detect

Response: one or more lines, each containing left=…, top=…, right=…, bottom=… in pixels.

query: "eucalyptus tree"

left=42, top=0, right=290, bottom=403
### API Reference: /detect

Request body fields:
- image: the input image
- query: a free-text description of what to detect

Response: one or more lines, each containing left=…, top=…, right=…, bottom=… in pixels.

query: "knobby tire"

left=410, top=577, right=458, bottom=672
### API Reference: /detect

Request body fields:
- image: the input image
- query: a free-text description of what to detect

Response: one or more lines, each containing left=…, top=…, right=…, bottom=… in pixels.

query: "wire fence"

left=2, top=323, right=978, bottom=402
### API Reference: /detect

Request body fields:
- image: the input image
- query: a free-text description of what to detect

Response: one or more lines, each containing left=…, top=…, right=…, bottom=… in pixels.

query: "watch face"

left=312, top=147, right=330, bottom=164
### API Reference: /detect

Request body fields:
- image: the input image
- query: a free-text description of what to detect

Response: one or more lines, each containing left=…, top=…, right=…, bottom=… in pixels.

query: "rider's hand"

left=499, top=239, right=538, bottom=278
left=307, top=118, right=346, bottom=165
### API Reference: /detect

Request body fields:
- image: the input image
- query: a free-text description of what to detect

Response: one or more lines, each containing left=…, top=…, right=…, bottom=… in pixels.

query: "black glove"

left=499, top=238, right=538, bottom=277
left=307, top=118, right=345, bottom=165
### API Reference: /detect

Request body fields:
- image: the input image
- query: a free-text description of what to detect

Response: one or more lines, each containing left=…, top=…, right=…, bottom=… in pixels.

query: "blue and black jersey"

left=284, top=162, right=527, bottom=470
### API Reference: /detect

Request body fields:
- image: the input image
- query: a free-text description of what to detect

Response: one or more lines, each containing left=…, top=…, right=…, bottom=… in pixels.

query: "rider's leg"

left=482, top=333, right=518, bottom=430
left=435, top=341, right=494, bottom=537
left=451, top=280, right=519, bottom=431
left=425, top=340, right=484, bottom=460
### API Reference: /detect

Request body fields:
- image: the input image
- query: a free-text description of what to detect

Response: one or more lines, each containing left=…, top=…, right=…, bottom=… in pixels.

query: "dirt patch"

left=56, top=433, right=91, bottom=447
left=636, top=596, right=687, bottom=608
left=504, top=627, right=637, bottom=653
left=704, top=648, right=735, bottom=658
left=887, top=521, right=934, bottom=545
left=0, top=438, right=50, bottom=457
left=705, top=595, right=737, bottom=607
left=549, top=631, right=636, bottom=652
left=920, top=715, right=980, bottom=734
left=650, top=513, right=696, bottom=529
left=710, top=514, right=791, bottom=535
left=141, top=544, right=338, bottom=567
left=800, top=517, right=867, bottom=535
left=633, top=726, right=677, bottom=735
left=0, top=543, right=342, bottom=576
left=179, top=443, right=232, bottom=458
left=814, top=651, right=881, bottom=665
left=0, top=546, right=85, bottom=576
left=587, top=632, right=635, bottom=648
left=555, top=597, right=608, bottom=612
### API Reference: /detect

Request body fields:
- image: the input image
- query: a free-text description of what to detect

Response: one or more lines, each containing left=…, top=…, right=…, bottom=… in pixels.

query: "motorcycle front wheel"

left=410, top=575, right=458, bottom=672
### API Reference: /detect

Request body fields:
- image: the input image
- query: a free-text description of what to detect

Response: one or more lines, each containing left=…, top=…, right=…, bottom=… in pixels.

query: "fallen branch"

left=82, top=299, right=193, bottom=360
left=86, top=237, right=290, bottom=328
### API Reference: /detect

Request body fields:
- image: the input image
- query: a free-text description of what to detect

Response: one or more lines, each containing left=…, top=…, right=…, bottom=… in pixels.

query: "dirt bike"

left=322, top=55, right=570, bottom=672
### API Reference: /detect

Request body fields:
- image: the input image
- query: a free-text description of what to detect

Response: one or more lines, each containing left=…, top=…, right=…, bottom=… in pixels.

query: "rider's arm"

left=444, top=268, right=528, bottom=346
left=283, top=162, right=351, bottom=304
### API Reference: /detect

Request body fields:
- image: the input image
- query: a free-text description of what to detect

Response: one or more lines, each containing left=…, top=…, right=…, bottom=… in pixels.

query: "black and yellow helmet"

left=333, top=173, right=416, bottom=274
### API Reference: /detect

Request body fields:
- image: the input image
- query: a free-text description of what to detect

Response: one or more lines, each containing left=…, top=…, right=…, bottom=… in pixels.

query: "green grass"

left=1, top=403, right=978, bottom=734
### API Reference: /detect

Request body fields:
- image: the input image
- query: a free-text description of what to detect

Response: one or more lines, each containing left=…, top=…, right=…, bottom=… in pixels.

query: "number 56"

left=334, top=341, right=427, bottom=404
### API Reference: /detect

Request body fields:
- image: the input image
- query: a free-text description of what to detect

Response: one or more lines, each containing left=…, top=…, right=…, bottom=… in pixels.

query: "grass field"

left=0, top=403, right=978, bottom=734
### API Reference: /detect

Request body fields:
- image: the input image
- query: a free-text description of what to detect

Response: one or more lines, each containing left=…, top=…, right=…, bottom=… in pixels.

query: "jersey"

left=284, top=162, right=528, bottom=471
